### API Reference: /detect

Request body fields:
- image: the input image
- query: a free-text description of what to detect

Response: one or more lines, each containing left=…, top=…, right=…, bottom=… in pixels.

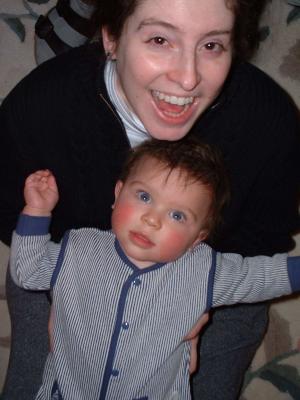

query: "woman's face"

left=102, top=0, right=234, bottom=140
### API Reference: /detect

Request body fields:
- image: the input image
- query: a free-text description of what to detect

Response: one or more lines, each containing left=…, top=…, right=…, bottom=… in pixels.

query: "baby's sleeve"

left=10, top=214, right=61, bottom=290
left=212, top=252, right=293, bottom=308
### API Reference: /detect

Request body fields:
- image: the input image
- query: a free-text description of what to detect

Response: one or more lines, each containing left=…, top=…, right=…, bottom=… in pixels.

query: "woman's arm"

left=0, top=97, right=30, bottom=246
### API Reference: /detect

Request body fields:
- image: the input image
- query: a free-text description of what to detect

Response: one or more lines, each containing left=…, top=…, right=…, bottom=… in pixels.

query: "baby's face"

left=112, top=157, right=211, bottom=268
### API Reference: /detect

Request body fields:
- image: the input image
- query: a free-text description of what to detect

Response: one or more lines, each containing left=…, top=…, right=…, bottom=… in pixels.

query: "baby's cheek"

left=160, top=231, right=187, bottom=260
left=112, top=203, right=135, bottom=229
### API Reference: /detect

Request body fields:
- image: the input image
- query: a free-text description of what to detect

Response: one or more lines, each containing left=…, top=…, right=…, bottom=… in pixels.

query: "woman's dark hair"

left=92, top=0, right=138, bottom=44
left=227, top=0, right=268, bottom=60
left=93, top=0, right=267, bottom=61
left=119, top=137, right=230, bottom=237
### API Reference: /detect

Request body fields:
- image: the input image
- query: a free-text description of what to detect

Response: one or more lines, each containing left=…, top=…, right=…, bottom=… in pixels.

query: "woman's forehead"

left=123, top=0, right=235, bottom=33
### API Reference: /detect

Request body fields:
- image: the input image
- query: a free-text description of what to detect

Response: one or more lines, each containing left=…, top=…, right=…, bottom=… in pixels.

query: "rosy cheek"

left=160, top=230, right=187, bottom=260
left=112, top=202, right=136, bottom=230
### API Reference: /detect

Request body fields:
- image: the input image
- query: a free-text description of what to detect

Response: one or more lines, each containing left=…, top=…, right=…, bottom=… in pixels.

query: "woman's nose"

left=168, top=52, right=201, bottom=91
left=141, top=212, right=161, bottom=229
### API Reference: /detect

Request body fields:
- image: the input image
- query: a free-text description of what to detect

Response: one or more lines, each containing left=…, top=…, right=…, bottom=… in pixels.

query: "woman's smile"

left=102, top=0, right=233, bottom=140
left=152, top=90, right=194, bottom=106
left=151, top=91, right=199, bottom=124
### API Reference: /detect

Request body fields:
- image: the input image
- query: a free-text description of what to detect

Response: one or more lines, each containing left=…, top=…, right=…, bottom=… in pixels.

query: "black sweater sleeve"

left=0, top=93, right=32, bottom=245
left=218, top=125, right=300, bottom=256
left=219, top=66, right=300, bottom=256
left=0, top=44, right=127, bottom=246
left=0, top=48, right=84, bottom=246
left=203, top=63, right=300, bottom=257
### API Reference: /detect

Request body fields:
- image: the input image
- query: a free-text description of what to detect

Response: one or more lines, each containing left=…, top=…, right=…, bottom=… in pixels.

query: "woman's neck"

left=104, top=61, right=150, bottom=148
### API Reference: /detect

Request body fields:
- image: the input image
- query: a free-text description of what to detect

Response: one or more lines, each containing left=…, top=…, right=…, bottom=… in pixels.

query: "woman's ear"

left=101, top=26, right=117, bottom=59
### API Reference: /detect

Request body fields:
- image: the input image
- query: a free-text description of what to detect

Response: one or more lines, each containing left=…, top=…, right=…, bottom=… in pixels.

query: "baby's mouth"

left=130, top=231, right=155, bottom=248
left=152, top=90, right=195, bottom=117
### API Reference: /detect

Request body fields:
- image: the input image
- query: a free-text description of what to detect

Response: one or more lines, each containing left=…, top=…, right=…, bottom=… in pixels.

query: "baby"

left=10, top=138, right=300, bottom=399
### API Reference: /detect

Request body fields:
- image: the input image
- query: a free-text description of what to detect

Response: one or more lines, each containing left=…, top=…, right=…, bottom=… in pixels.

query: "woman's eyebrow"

left=137, top=18, right=180, bottom=32
left=202, top=29, right=232, bottom=38
left=137, top=18, right=232, bottom=37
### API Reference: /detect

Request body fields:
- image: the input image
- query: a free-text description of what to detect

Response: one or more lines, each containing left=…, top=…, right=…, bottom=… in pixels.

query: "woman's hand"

left=184, top=313, right=209, bottom=374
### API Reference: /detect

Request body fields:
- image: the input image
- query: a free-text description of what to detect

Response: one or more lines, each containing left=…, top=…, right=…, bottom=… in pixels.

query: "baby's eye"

left=169, top=210, right=186, bottom=222
left=137, top=191, right=151, bottom=203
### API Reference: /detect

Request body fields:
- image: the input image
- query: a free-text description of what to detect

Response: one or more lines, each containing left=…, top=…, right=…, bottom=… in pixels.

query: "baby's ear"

left=191, top=229, right=208, bottom=249
left=114, top=180, right=123, bottom=200
left=112, top=181, right=123, bottom=209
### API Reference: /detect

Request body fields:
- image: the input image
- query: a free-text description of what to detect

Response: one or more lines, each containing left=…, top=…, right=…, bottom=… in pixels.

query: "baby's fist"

left=23, top=170, right=59, bottom=216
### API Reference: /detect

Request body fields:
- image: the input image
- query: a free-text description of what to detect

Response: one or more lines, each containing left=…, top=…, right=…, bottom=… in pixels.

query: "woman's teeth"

left=153, top=91, right=193, bottom=106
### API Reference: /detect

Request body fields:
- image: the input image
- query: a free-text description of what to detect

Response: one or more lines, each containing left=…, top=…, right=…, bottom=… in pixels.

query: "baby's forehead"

left=130, top=156, right=203, bottom=187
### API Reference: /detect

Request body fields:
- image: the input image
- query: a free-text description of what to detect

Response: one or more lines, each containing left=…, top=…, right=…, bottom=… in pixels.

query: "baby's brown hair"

left=119, top=137, right=230, bottom=237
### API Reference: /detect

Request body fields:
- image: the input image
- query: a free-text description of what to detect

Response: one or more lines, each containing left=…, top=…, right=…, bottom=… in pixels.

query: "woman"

left=1, top=0, right=299, bottom=399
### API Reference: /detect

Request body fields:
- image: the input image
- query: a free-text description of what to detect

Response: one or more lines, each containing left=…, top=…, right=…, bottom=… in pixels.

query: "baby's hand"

left=23, top=170, right=59, bottom=216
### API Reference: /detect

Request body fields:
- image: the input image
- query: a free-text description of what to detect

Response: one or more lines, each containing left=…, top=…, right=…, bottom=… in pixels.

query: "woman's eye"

left=169, top=210, right=186, bottom=222
left=137, top=191, right=151, bottom=203
left=204, top=42, right=223, bottom=52
left=151, top=36, right=167, bottom=46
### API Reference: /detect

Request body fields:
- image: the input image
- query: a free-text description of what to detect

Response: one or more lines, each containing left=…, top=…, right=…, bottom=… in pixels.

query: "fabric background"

left=0, top=0, right=299, bottom=398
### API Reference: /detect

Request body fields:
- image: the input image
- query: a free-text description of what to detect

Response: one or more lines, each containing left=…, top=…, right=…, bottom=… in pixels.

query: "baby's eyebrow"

left=129, top=180, right=146, bottom=187
left=183, top=208, right=197, bottom=222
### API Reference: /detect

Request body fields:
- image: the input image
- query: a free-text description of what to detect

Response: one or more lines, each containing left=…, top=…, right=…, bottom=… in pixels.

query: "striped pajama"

left=10, top=215, right=293, bottom=399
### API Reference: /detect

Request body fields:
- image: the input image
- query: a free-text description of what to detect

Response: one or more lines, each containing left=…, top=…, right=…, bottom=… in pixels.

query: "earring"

left=106, top=51, right=111, bottom=60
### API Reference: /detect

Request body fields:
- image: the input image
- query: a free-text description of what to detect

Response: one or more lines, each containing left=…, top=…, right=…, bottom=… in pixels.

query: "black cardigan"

left=1, top=43, right=299, bottom=257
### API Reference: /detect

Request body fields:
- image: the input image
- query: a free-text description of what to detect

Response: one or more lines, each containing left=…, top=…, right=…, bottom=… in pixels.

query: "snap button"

left=133, top=278, right=141, bottom=286
left=122, top=322, right=129, bottom=330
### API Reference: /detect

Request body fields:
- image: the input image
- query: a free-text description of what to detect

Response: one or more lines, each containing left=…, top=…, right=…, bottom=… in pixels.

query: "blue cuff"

left=16, top=214, right=51, bottom=236
left=287, top=256, right=300, bottom=292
